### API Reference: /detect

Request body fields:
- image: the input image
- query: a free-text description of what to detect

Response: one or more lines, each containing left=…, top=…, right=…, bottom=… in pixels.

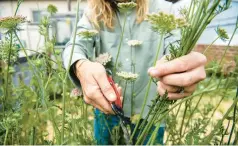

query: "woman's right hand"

left=75, top=60, right=122, bottom=114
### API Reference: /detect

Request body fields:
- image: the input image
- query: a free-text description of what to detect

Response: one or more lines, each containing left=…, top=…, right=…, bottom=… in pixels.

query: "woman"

left=62, top=0, right=207, bottom=144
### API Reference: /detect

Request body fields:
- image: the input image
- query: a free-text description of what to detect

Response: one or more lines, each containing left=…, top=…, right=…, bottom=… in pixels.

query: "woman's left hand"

left=148, top=52, right=207, bottom=100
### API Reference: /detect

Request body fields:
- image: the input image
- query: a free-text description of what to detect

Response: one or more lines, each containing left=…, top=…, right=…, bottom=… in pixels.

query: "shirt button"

left=126, top=58, right=129, bottom=62
left=125, top=38, right=129, bottom=41
left=127, top=17, right=131, bottom=20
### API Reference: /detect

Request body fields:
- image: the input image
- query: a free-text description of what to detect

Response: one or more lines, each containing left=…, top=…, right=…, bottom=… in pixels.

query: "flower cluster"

left=147, top=12, right=188, bottom=34
left=47, top=4, right=58, bottom=15
left=0, top=15, right=27, bottom=33
left=116, top=71, right=139, bottom=81
left=0, top=40, right=19, bottom=64
left=70, top=88, right=82, bottom=98
left=216, top=27, right=229, bottom=41
left=127, top=40, right=143, bottom=47
left=78, top=30, right=98, bottom=38
left=118, top=1, right=137, bottom=12
left=179, top=7, right=189, bottom=18
left=95, top=52, right=112, bottom=66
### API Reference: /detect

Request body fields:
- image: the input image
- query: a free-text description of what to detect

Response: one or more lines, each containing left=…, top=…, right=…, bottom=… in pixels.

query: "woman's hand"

left=75, top=60, right=122, bottom=114
left=148, top=52, right=207, bottom=100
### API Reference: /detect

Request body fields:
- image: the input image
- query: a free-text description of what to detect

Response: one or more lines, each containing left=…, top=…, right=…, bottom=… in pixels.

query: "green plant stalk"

left=3, top=32, right=13, bottom=116
left=130, top=34, right=164, bottom=142
left=113, top=13, right=127, bottom=75
left=165, top=102, right=183, bottom=144
left=30, top=127, right=35, bottom=145
left=152, top=88, right=222, bottom=131
left=4, top=128, right=9, bottom=145
left=179, top=101, right=188, bottom=143
left=201, top=97, right=238, bottom=144
left=219, top=27, right=238, bottom=65
left=136, top=98, right=169, bottom=145
left=220, top=119, right=230, bottom=145
left=14, top=9, right=61, bottom=144
left=203, top=36, right=220, bottom=54
left=61, top=0, right=81, bottom=143
left=227, top=87, right=238, bottom=145
left=131, top=46, right=136, bottom=115
left=138, top=96, right=158, bottom=134
left=14, top=0, right=23, bottom=16
left=147, top=121, right=162, bottom=145
left=182, top=0, right=221, bottom=56
left=182, top=93, right=204, bottom=136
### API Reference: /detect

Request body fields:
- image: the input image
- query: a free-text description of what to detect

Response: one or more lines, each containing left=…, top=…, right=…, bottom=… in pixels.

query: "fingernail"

left=148, top=68, right=158, bottom=76
left=109, top=93, right=116, bottom=101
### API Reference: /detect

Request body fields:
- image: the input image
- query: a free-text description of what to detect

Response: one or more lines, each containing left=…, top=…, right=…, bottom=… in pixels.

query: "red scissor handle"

left=107, top=75, right=122, bottom=109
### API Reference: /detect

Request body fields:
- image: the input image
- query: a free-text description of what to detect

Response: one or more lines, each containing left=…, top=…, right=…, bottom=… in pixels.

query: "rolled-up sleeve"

left=62, top=11, right=96, bottom=87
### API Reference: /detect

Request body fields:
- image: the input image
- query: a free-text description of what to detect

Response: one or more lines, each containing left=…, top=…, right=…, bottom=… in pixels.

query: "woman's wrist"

left=75, top=59, right=90, bottom=77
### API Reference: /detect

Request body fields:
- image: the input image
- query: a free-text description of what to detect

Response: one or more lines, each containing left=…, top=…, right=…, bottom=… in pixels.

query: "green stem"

left=220, top=119, right=230, bottom=145
left=3, top=32, right=13, bottom=116
left=179, top=101, right=188, bottom=143
left=218, top=26, right=237, bottom=65
left=113, top=13, right=127, bottom=75
left=203, top=36, right=220, bottom=54
left=14, top=0, right=23, bottom=16
left=61, top=0, right=81, bottom=143
left=148, top=121, right=161, bottom=145
left=130, top=34, right=164, bottom=143
left=227, top=87, right=238, bottom=145
left=202, top=97, right=238, bottom=144
left=4, top=129, right=9, bottom=145
left=30, top=127, right=35, bottom=145
left=182, top=93, right=204, bottom=137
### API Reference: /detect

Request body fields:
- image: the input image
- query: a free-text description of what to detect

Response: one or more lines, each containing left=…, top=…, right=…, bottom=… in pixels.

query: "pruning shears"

left=106, top=70, right=132, bottom=144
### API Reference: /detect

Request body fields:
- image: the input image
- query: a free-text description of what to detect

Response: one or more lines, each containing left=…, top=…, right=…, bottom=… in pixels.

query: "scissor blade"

left=119, top=119, right=131, bottom=145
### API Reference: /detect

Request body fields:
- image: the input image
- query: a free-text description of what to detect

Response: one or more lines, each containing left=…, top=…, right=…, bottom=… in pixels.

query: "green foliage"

left=47, top=4, right=58, bottom=15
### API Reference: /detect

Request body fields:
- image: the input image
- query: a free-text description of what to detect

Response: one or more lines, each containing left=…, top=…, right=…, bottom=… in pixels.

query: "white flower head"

left=116, top=71, right=139, bottom=81
left=95, top=52, right=112, bottom=66
left=70, top=88, right=82, bottom=98
left=78, top=30, right=98, bottom=38
left=118, top=1, right=137, bottom=12
left=127, top=40, right=143, bottom=47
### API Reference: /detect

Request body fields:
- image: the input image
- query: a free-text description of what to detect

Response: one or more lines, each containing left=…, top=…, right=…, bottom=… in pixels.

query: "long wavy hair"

left=87, top=0, right=148, bottom=29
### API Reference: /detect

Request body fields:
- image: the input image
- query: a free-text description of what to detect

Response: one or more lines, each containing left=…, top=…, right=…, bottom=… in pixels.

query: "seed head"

left=118, top=2, right=137, bottom=12
left=0, top=15, right=27, bottom=33
left=77, top=30, right=98, bottom=38
left=216, top=27, right=229, bottom=41
left=47, top=4, right=58, bottom=15
left=116, top=71, right=139, bottom=81
left=147, top=12, right=188, bottom=34
left=127, top=40, right=143, bottom=47
left=95, top=52, right=112, bottom=66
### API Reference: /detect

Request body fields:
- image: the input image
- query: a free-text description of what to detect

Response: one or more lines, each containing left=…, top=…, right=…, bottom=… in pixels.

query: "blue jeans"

left=94, top=109, right=165, bottom=145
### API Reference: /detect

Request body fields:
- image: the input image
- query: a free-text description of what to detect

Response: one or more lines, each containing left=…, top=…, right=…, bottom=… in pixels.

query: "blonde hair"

left=88, top=0, right=148, bottom=29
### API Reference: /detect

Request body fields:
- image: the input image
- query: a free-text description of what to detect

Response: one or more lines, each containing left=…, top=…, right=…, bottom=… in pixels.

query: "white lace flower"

left=116, top=71, right=139, bottom=81
left=118, top=1, right=137, bottom=12
left=95, top=52, right=112, bottom=66
left=70, top=88, right=82, bottom=98
left=127, top=40, right=143, bottom=47
left=78, top=30, right=98, bottom=38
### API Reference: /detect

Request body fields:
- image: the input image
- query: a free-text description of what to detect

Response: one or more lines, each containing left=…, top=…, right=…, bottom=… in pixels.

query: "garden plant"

left=0, top=0, right=238, bottom=145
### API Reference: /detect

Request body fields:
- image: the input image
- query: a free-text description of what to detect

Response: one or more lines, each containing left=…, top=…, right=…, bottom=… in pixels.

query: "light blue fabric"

left=94, top=109, right=165, bottom=145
